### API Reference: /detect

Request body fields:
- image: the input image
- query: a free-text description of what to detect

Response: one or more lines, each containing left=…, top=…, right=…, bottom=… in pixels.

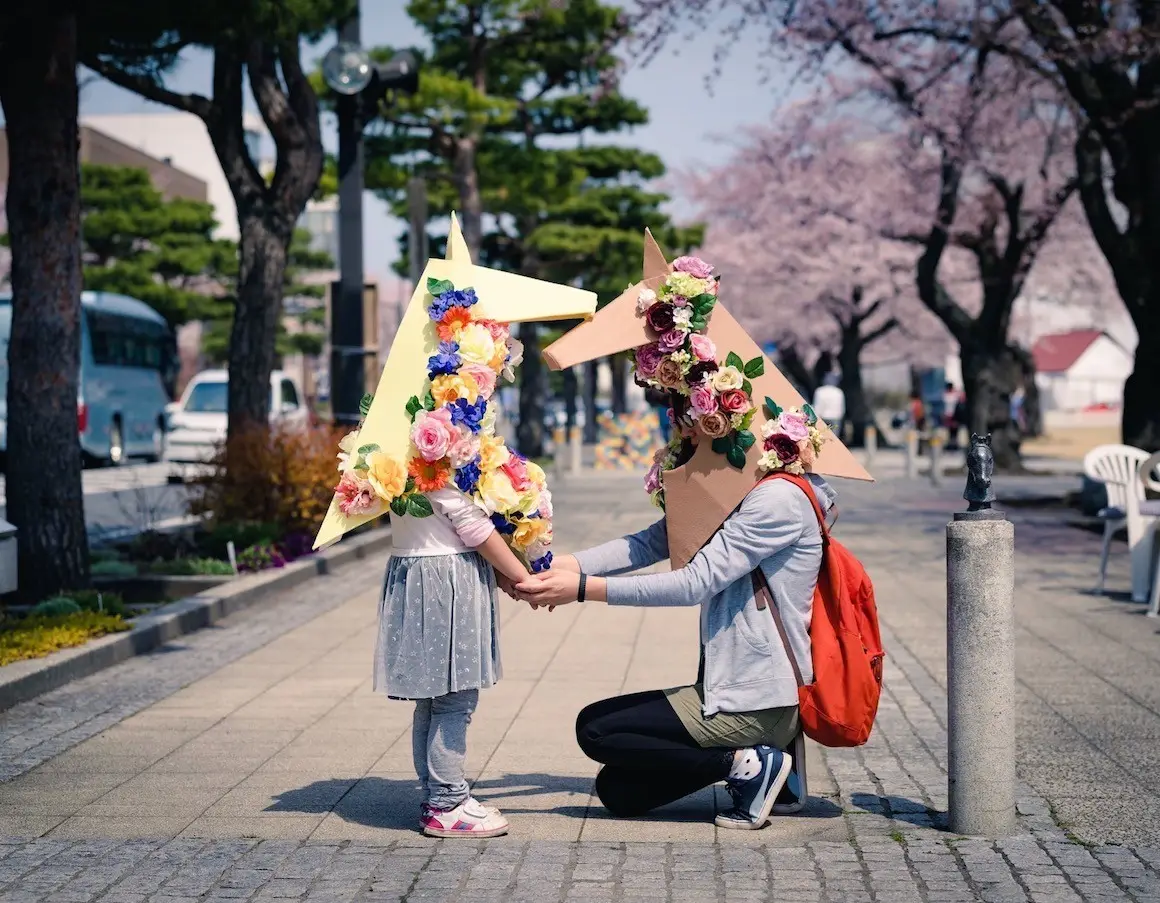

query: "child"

left=376, top=484, right=533, bottom=838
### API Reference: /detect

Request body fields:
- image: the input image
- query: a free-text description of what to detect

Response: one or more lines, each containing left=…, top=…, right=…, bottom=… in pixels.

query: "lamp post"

left=322, top=18, right=419, bottom=426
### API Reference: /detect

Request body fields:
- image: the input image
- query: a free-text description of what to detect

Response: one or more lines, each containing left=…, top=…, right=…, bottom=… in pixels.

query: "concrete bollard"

left=929, top=430, right=944, bottom=486
left=946, top=437, right=1016, bottom=837
left=553, top=427, right=567, bottom=478
left=904, top=430, right=918, bottom=479
left=569, top=426, right=582, bottom=474
left=864, top=425, right=877, bottom=468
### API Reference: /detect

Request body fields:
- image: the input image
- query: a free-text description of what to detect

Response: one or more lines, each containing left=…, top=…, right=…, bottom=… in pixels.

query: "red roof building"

left=1032, top=329, right=1104, bottom=374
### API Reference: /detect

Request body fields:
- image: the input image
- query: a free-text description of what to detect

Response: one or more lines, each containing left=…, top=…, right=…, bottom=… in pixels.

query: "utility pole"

left=407, top=176, right=429, bottom=315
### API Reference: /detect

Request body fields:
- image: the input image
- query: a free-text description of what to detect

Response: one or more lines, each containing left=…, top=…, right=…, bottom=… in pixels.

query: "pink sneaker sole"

left=421, top=819, right=509, bottom=838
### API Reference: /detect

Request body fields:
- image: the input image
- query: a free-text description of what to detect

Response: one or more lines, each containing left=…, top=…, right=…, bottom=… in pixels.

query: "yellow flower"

left=480, top=404, right=497, bottom=436
left=456, top=323, right=496, bottom=366
left=711, top=366, right=744, bottom=392
left=515, top=487, right=541, bottom=516
left=477, top=470, right=521, bottom=514
left=431, top=373, right=479, bottom=406
left=479, top=434, right=510, bottom=471
left=525, top=460, right=546, bottom=486
left=511, top=517, right=550, bottom=551
left=365, top=451, right=407, bottom=502
left=488, top=339, right=508, bottom=374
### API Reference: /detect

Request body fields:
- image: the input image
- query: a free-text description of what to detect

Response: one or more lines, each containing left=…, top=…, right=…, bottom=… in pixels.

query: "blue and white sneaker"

left=772, top=760, right=805, bottom=815
left=715, top=745, right=793, bottom=830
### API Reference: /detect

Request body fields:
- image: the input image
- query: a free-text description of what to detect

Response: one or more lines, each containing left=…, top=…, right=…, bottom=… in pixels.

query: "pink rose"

left=411, top=409, right=453, bottom=462
left=538, top=488, right=554, bottom=519
left=501, top=455, right=532, bottom=492
left=655, top=359, right=685, bottom=389
left=335, top=472, right=383, bottom=517
left=657, top=328, right=686, bottom=354
left=462, top=363, right=497, bottom=398
left=446, top=427, right=481, bottom=467
left=644, top=462, right=662, bottom=494
left=690, top=382, right=718, bottom=417
left=635, top=343, right=664, bottom=377
left=689, top=334, right=717, bottom=362
left=778, top=411, right=809, bottom=442
left=672, top=256, right=714, bottom=279
left=482, top=319, right=509, bottom=342
left=719, top=389, right=751, bottom=415
left=699, top=411, right=731, bottom=439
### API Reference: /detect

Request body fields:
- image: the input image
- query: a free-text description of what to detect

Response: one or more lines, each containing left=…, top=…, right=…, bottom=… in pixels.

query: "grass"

left=1023, top=425, right=1121, bottom=461
left=0, top=611, right=130, bottom=667
left=146, top=557, right=235, bottom=577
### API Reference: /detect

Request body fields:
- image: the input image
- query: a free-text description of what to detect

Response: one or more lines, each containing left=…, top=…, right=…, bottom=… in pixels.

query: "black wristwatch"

left=578, top=572, right=588, bottom=604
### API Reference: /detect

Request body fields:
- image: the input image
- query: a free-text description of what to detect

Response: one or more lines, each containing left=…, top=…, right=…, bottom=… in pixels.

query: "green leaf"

left=692, top=292, right=716, bottom=313
left=405, top=476, right=416, bottom=493
left=741, top=379, right=753, bottom=397
left=690, top=315, right=706, bottom=331
left=711, top=437, right=731, bottom=454
left=765, top=396, right=782, bottom=419
left=802, top=403, right=818, bottom=424
left=739, top=409, right=756, bottom=431
left=407, top=494, right=435, bottom=518
left=736, top=430, right=756, bottom=451
left=423, top=391, right=436, bottom=411
left=389, top=496, right=408, bottom=517
left=356, top=443, right=380, bottom=456
left=744, top=356, right=765, bottom=378
left=359, top=393, right=374, bottom=417
left=726, top=352, right=745, bottom=371
left=726, top=445, right=748, bottom=469
left=426, top=277, right=454, bottom=296
left=405, top=395, right=423, bottom=419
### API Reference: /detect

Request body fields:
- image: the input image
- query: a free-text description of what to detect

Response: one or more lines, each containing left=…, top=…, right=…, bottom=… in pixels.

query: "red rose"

left=765, top=433, right=800, bottom=464
left=645, top=302, right=676, bottom=333
left=719, top=389, right=751, bottom=415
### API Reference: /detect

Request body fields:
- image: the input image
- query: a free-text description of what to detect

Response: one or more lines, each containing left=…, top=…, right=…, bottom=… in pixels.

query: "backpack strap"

left=750, top=568, right=805, bottom=689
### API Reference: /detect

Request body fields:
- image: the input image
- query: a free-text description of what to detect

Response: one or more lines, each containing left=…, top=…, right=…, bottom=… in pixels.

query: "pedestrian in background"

left=811, top=374, right=846, bottom=441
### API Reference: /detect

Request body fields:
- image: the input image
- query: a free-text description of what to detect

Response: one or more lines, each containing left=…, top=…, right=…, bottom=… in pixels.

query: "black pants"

left=575, top=690, right=734, bottom=817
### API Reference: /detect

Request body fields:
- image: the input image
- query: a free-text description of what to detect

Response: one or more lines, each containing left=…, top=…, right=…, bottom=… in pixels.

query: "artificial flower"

left=447, top=426, right=482, bottom=467
left=536, top=486, right=553, bottom=519
left=479, top=434, right=510, bottom=471
left=530, top=550, right=553, bottom=574
left=666, top=272, right=709, bottom=299
left=410, top=409, right=453, bottom=462
left=645, top=462, right=663, bottom=494
left=635, top=343, right=664, bottom=377
left=655, top=358, right=686, bottom=389
left=480, top=319, right=509, bottom=342
left=477, top=469, right=521, bottom=514
left=719, top=389, right=752, bottom=415
left=645, top=303, right=676, bottom=333
left=672, top=307, right=693, bottom=330
left=436, top=307, right=473, bottom=343
left=454, top=456, right=483, bottom=494
left=479, top=402, right=497, bottom=435
left=456, top=322, right=497, bottom=366
left=449, top=396, right=488, bottom=433
left=764, top=433, right=801, bottom=465
left=365, top=451, right=407, bottom=502
left=502, top=337, right=524, bottom=381
left=526, top=459, right=547, bottom=486
left=799, top=438, right=817, bottom=469
left=427, top=341, right=461, bottom=378
left=689, top=333, right=717, bottom=362
left=669, top=350, right=692, bottom=367
left=462, top=362, right=497, bottom=399
left=511, top=517, right=551, bottom=551
left=408, top=456, right=452, bottom=493
left=490, top=512, right=517, bottom=535
left=636, top=286, right=657, bottom=313
left=429, top=288, right=478, bottom=321
left=710, top=366, right=744, bottom=392
left=689, top=382, right=718, bottom=417
left=657, top=328, right=687, bottom=354
left=699, top=410, right=732, bottom=439
left=777, top=410, right=810, bottom=442
left=335, top=472, right=384, bottom=517
left=501, top=455, right=532, bottom=492
left=337, top=429, right=361, bottom=473
left=515, top=486, right=542, bottom=516
left=672, top=256, right=714, bottom=279
left=431, top=373, right=479, bottom=407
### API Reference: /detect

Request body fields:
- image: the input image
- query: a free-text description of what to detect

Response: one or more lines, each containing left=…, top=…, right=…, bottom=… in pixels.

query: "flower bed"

left=0, top=591, right=131, bottom=667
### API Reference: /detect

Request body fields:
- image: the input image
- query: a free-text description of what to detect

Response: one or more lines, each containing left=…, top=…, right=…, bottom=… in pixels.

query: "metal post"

left=407, top=177, right=428, bottom=292
left=946, top=435, right=1016, bottom=836
left=864, top=424, right=877, bottom=468
left=569, top=426, right=582, bottom=474
left=330, top=8, right=366, bottom=427
left=905, top=429, right=918, bottom=479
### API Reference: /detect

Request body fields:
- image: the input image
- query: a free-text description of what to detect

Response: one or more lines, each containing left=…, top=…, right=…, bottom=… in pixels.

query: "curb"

left=0, top=525, right=392, bottom=713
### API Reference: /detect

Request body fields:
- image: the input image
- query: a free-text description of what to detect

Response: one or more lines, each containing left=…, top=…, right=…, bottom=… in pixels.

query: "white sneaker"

left=420, top=797, right=509, bottom=838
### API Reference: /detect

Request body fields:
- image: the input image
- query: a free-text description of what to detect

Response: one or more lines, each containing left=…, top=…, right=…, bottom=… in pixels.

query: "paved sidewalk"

left=1, top=468, right=1159, bottom=901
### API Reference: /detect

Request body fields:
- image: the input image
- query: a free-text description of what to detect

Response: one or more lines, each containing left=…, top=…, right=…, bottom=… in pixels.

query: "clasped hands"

left=497, top=557, right=581, bottom=611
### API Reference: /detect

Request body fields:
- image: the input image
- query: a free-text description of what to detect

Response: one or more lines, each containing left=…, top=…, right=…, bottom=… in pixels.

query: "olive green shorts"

left=664, top=684, right=800, bottom=750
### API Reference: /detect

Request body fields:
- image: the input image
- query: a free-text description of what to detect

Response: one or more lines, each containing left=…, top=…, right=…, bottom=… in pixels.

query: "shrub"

left=278, top=531, right=315, bottom=562
left=0, top=611, right=130, bottom=667
left=147, top=557, right=235, bottom=577
left=188, top=424, right=345, bottom=537
left=91, top=559, right=139, bottom=578
left=63, top=590, right=127, bottom=617
left=236, top=542, right=286, bottom=573
left=31, top=597, right=82, bottom=617
left=196, top=521, right=281, bottom=560
left=125, top=530, right=195, bottom=563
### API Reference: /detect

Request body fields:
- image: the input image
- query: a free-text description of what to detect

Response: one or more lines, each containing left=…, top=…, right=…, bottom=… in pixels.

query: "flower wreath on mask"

left=635, top=256, right=827, bottom=509
left=331, top=277, right=553, bottom=573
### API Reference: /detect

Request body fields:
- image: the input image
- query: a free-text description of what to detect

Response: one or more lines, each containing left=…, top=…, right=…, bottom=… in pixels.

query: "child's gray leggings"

left=412, top=689, right=479, bottom=811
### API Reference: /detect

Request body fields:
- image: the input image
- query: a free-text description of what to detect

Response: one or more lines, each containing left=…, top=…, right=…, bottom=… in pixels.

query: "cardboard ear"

left=643, top=228, right=671, bottom=281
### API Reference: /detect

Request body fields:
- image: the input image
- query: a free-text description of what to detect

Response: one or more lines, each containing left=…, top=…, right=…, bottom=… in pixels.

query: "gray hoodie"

left=574, top=475, right=836, bottom=715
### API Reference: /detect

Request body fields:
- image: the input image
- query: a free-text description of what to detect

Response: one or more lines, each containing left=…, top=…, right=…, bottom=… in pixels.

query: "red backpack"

left=751, top=472, right=885, bottom=747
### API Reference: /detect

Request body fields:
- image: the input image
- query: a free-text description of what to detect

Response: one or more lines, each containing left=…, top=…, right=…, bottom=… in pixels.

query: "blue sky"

left=74, top=4, right=791, bottom=284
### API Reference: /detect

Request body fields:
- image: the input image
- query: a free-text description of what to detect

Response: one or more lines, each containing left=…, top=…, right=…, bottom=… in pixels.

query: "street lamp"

left=323, top=13, right=420, bottom=427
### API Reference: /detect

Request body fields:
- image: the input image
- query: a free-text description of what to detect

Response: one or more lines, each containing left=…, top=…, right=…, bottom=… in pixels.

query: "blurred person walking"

left=812, top=374, right=846, bottom=441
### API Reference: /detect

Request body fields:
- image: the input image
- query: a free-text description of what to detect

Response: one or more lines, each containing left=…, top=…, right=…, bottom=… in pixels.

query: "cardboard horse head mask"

left=313, top=214, right=598, bottom=551
left=542, top=229, right=873, bottom=569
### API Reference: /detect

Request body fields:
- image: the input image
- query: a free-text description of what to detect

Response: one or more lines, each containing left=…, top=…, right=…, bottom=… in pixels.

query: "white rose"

left=502, top=337, right=524, bottom=381
left=636, top=286, right=657, bottom=313
left=710, top=366, right=744, bottom=392
left=456, top=323, right=496, bottom=365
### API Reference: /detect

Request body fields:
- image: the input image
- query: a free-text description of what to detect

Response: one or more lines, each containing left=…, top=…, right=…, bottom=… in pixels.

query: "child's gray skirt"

left=374, top=550, right=501, bottom=700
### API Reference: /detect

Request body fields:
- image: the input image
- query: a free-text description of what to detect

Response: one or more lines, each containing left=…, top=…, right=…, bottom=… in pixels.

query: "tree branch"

left=862, top=316, right=900, bottom=346
left=915, top=151, right=974, bottom=342
left=246, top=40, right=301, bottom=151
left=82, top=59, right=212, bottom=119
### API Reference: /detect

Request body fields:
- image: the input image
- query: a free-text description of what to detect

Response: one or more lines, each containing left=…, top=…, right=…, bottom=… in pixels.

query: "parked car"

left=0, top=291, right=178, bottom=468
left=163, top=369, right=309, bottom=466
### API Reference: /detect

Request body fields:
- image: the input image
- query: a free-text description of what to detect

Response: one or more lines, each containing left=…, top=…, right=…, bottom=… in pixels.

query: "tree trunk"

left=959, top=342, right=1029, bottom=471
left=562, top=367, right=578, bottom=432
left=453, top=139, right=484, bottom=260
left=837, top=339, right=871, bottom=448
left=0, top=11, right=89, bottom=600
left=228, top=211, right=290, bottom=437
left=583, top=359, right=599, bottom=444
left=516, top=322, right=545, bottom=458
left=1123, top=305, right=1160, bottom=452
left=610, top=354, right=628, bottom=415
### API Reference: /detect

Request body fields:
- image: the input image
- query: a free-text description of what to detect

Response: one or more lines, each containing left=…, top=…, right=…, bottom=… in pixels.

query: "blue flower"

left=490, top=513, right=516, bottom=535
left=530, top=552, right=553, bottom=573
left=449, top=397, right=487, bottom=433
left=454, top=456, right=482, bottom=494
left=428, top=288, right=479, bottom=321
left=427, top=341, right=461, bottom=378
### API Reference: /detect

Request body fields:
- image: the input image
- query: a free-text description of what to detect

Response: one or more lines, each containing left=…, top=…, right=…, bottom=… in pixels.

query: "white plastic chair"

left=1140, top=451, right=1160, bottom=617
left=1082, top=444, right=1155, bottom=600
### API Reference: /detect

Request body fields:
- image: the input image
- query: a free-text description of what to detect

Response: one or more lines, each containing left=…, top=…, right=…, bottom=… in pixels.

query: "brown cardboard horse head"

left=542, top=229, right=874, bottom=568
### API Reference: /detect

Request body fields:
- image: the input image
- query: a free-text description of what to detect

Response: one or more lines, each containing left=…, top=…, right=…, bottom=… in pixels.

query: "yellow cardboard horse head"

left=543, top=229, right=873, bottom=569
left=313, top=214, right=597, bottom=550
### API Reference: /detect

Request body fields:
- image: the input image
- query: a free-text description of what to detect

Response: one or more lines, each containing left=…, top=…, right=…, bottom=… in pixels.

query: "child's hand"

left=496, top=573, right=519, bottom=597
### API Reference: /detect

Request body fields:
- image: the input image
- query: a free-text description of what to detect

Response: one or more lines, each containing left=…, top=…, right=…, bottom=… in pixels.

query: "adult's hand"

left=515, top=570, right=580, bottom=608
left=551, top=554, right=580, bottom=573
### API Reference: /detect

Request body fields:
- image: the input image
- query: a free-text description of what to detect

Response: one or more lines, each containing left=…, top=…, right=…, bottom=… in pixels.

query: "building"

left=1032, top=329, right=1133, bottom=412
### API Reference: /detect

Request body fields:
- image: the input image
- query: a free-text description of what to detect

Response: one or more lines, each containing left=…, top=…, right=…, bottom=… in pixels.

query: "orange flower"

left=437, top=307, right=473, bottom=343
left=408, top=456, right=451, bottom=493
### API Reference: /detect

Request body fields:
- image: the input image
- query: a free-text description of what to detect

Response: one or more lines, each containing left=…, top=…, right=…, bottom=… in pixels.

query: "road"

left=0, top=462, right=192, bottom=541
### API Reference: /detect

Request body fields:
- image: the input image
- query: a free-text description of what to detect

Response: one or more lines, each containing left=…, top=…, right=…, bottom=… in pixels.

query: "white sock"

left=728, top=748, right=762, bottom=781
